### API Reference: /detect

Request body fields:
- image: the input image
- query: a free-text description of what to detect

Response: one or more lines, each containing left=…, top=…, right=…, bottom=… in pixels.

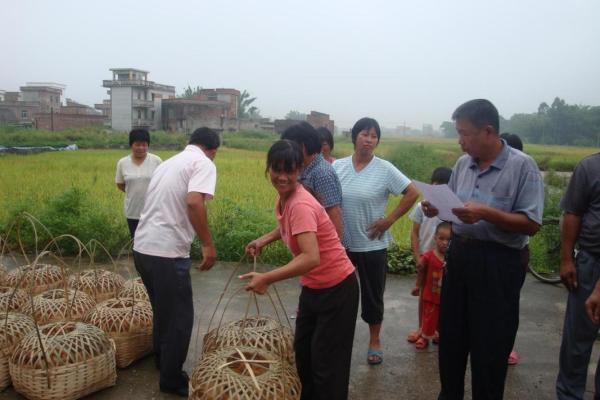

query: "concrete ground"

left=2, top=261, right=599, bottom=399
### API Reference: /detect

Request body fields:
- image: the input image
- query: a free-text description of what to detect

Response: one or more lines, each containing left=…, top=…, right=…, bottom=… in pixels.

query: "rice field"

left=0, top=137, right=595, bottom=266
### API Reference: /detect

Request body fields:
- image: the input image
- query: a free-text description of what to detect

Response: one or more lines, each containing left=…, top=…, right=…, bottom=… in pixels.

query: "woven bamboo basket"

left=23, top=289, right=96, bottom=325
left=0, top=286, right=29, bottom=312
left=0, top=265, right=7, bottom=285
left=190, top=346, right=301, bottom=400
left=84, top=297, right=153, bottom=368
left=5, top=264, right=64, bottom=295
left=118, top=277, right=149, bottom=302
left=203, top=316, right=294, bottom=363
left=0, top=312, right=36, bottom=391
left=9, top=321, right=116, bottom=400
left=69, top=269, right=125, bottom=302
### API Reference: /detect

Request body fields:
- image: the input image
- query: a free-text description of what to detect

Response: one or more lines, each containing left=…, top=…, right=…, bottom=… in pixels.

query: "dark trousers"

left=438, top=236, right=525, bottom=400
left=127, top=218, right=139, bottom=239
left=133, top=250, right=193, bottom=389
left=295, top=273, right=359, bottom=400
left=557, top=250, right=600, bottom=400
left=347, top=249, right=387, bottom=324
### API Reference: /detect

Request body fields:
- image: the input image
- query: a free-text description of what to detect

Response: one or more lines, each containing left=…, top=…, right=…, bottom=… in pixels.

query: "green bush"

left=221, top=130, right=278, bottom=152
left=0, top=126, right=187, bottom=149
left=198, top=197, right=291, bottom=265
left=387, top=143, right=451, bottom=182
left=387, top=243, right=416, bottom=275
left=2, top=187, right=129, bottom=258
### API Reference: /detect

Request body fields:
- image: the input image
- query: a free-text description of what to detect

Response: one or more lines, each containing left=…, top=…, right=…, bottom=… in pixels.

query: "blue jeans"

left=557, top=250, right=600, bottom=400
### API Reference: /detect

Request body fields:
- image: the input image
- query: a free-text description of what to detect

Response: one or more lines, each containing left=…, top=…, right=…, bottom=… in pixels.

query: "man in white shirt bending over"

left=133, top=127, right=219, bottom=397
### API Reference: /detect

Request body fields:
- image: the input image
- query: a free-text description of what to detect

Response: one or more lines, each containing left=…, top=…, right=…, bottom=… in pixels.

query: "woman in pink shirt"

left=242, top=139, right=359, bottom=400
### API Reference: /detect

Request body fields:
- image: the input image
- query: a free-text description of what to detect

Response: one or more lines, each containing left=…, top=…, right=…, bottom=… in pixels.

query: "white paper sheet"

left=414, top=181, right=464, bottom=224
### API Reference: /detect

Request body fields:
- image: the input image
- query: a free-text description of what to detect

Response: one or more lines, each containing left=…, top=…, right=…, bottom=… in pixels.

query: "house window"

left=138, top=110, right=142, bottom=119
left=137, top=92, right=141, bottom=100
left=21, top=110, right=28, bottom=119
left=151, top=111, right=155, bottom=120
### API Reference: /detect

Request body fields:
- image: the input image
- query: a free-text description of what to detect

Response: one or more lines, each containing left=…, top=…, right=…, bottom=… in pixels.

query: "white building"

left=102, top=68, right=175, bottom=132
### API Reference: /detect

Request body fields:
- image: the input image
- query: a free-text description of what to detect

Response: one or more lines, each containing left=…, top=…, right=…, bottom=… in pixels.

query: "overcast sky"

left=2, top=0, right=599, bottom=130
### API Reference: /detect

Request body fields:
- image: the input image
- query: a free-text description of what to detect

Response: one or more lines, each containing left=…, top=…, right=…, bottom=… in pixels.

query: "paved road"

left=2, top=262, right=599, bottom=399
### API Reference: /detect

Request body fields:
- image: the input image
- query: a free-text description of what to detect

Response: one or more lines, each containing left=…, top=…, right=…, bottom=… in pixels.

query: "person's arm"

left=560, top=212, right=582, bottom=291
left=410, top=222, right=421, bottom=264
left=187, top=192, right=216, bottom=271
left=116, top=183, right=125, bottom=192
left=241, top=231, right=320, bottom=294
left=245, top=228, right=282, bottom=257
left=451, top=203, right=540, bottom=236
left=325, top=205, right=344, bottom=240
left=586, top=280, right=600, bottom=324
left=368, top=183, right=419, bottom=239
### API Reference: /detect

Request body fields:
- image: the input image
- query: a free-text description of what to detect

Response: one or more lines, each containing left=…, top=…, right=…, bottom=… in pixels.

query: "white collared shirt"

left=133, top=145, right=216, bottom=258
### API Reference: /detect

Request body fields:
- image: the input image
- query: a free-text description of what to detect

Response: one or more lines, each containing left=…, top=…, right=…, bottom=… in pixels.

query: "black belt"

left=452, top=234, right=524, bottom=252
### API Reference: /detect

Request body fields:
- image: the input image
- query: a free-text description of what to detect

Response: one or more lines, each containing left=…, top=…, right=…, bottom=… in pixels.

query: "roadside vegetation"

left=1, top=126, right=592, bottom=272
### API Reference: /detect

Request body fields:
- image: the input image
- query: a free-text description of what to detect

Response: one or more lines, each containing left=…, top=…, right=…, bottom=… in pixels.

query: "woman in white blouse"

left=115, top=129, right=162, bottom=239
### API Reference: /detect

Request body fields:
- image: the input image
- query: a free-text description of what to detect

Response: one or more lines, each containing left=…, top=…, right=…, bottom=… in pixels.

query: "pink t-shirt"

left=276, top=185, right=355, bottom=289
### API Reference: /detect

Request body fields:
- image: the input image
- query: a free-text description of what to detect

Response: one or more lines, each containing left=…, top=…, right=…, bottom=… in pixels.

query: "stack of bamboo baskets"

left=189, top=262, right=301, bottom=400
left=0, top=214, right=155, bottom=398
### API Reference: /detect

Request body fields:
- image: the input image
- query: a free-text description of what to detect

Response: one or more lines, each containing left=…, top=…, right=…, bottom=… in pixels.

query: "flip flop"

left=367, top=348, right=383, bottom=365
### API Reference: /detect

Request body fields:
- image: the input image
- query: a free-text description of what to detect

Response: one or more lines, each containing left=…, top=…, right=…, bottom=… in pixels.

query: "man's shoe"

left=160, top=385, right=188, bottom=397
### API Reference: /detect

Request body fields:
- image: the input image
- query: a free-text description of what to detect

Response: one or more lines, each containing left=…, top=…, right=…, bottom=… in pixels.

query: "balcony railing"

left=103, top=79, right=175, bottom=92
left=132, top=98, right=154, bottom=108
left=132, top=118, right=154, bottom=127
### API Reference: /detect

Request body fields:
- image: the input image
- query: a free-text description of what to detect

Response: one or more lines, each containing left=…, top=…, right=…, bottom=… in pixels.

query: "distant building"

left=306, top=111, right=335, bottom=134
left=94, top=99, right=111, bottom=126
left=0, top=83, right=65, bottom=126
left=161, top=88, right=266, bottom=133
left=103, top=68, right=175, bottom=132
left=35, top=98, right=105, bottom=130
left=20, top=82, right=65, bottom=113
left=196, top=89, right=240, bottom=118
left=0, top=82, right=105, bottom=130
left=274, top=119, right=298, bottom=134
left=274, top=111, right=335, bottom=135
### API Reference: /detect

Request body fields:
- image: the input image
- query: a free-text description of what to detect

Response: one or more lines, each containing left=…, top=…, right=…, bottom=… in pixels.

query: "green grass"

left=0, top=134, right=582, bottom=269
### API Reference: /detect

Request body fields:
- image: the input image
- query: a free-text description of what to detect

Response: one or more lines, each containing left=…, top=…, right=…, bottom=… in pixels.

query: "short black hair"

left=452, top=99, right=499, bottom=134
left=435, top=221, right=451, bottom=234
left=500, top=132, right=523, bottom=151
left=129, top=129, right=150, bottom=147
left=316, top=127, right=334, bottom=151
left=266, top=139, right=303, bottom=174
left=281, top=122, right=321, bottom=155
left=430, top=167, right=452, bottom=185
left=189, top=127, right=220, bottom=149
left=351, top=117, right=381, bottom=145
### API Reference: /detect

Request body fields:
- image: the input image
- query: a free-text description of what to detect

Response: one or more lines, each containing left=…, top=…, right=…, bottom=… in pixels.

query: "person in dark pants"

left=556, top=152, right=600, bottom=400
left=423, top=99, right=544, bottom=399
left=333, top=117, right=419, bottom=365
left=243, top=140, right=358, bottom=400
left=115, top=129, right=162, bottom=239
left=133, top=127, right=220, bottom=397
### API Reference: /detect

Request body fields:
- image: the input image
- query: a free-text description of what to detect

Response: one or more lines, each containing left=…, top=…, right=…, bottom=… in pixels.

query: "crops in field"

left=0, top=136, right=590, bottom=269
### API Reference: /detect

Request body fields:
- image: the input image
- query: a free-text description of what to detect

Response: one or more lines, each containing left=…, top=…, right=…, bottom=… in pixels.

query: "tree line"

left=441, top=98, right=600, bottom=147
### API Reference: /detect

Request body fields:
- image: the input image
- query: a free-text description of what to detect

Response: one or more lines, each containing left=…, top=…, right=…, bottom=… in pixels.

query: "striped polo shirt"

left=333, top=156, right=411, bottom=252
